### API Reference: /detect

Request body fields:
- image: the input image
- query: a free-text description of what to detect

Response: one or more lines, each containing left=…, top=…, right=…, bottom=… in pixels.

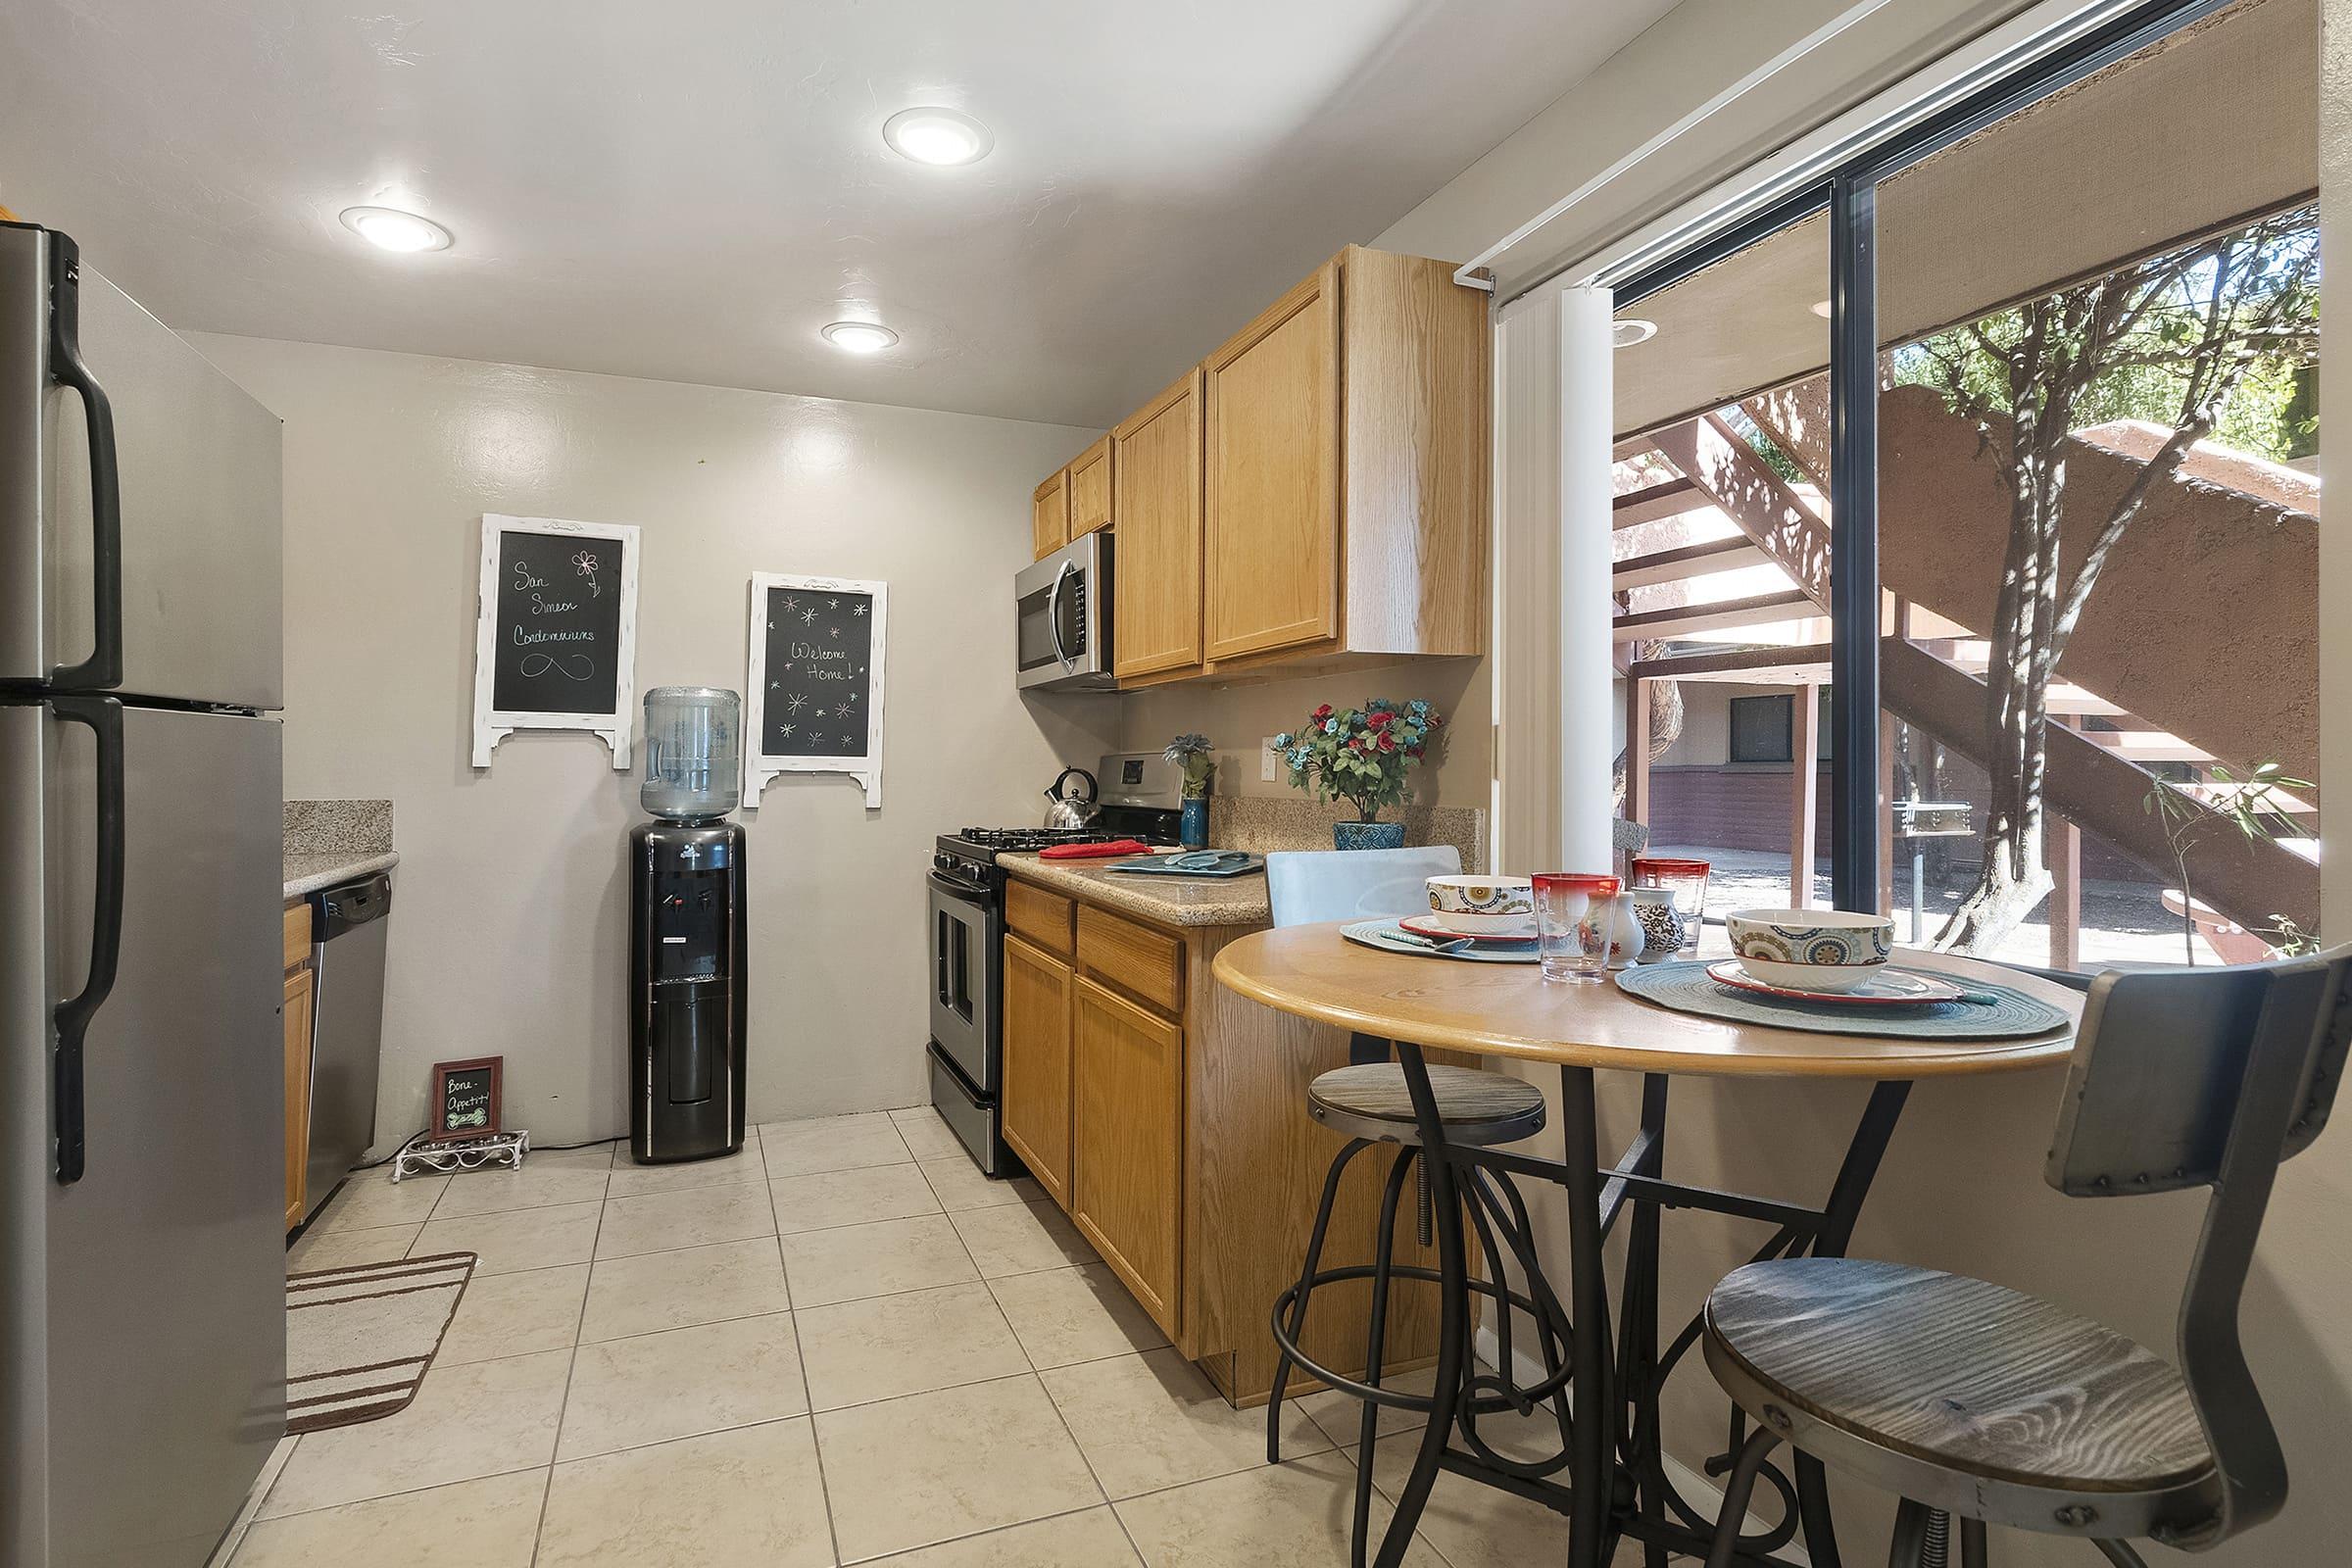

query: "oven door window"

left=928, top=876, right=998, bottom=1092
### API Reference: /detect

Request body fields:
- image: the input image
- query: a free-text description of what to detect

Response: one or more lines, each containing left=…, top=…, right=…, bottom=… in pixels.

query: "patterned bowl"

left=1724, top=907, right=1894, bottom=994
left=1427, top=876, right=1536, bottom=935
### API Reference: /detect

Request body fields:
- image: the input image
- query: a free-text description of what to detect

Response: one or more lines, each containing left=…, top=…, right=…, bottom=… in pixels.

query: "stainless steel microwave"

left=1015, top=531, right=1114, bottom=690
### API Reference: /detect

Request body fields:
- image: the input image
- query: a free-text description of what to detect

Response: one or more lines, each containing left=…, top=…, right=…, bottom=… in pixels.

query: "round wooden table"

left=1213, top=927, right=2084, bottom=1568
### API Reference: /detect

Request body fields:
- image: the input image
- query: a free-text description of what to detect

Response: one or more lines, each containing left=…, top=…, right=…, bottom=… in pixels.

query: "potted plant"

left=1163, top=733, right=1216, bottom=850
left=1273, top=700, right=1442, bottom=849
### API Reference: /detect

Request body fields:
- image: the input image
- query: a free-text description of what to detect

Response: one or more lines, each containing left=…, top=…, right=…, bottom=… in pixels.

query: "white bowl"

left=1724, top=906, right=1894, bottom=994
left=1427, top=875, right=1534, bottom=919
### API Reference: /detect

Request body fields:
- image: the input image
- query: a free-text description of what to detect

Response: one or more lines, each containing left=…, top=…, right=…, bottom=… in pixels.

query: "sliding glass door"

left=1609, top=0, right=2319, bottom=970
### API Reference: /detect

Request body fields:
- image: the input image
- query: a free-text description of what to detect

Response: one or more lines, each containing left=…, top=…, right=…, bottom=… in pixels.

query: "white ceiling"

left=0, top=0, right=1678, bottom=428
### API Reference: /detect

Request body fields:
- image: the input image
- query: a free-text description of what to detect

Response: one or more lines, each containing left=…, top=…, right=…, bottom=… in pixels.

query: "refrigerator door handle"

left=49, top=693, right=123, bottom=1185
left=44, top=232, right=124, bottom=691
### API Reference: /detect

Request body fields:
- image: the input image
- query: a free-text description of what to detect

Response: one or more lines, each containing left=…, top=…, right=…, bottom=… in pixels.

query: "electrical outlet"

left=1261, top=737, right=1281, bottom=782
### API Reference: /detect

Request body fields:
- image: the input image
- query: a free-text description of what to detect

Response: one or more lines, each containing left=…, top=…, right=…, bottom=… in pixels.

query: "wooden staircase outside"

left=1611, top=412, right=2318, bottom=951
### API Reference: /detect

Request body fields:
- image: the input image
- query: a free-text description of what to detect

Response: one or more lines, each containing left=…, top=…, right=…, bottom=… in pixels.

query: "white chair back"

left=1264, top=846, right=1463, bottom=928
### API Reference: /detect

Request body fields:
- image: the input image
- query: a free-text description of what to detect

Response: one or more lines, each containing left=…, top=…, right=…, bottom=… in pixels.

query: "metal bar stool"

left=1697, top=947, right=2351, bottom=1567
left=1259, top=850, right=1575, bottom=1564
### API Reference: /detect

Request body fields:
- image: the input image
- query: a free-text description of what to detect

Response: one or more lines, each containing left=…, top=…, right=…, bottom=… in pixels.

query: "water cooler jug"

left=629, top=687, right=748, bottom=1162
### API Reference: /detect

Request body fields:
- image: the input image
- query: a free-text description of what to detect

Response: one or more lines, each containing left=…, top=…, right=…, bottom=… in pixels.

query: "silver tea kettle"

left=1043, top=766, right=1101, bottom=830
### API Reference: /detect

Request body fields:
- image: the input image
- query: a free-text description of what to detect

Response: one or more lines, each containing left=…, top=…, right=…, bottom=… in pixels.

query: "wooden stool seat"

left=1307, top=1062, right=1545, bottom=1147
left=1706, top=1256, right=2216, bottom=1529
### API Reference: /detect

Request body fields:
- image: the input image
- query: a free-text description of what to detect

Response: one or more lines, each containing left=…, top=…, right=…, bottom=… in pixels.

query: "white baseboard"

left=1472, top=1323, right=1809, bottom=1566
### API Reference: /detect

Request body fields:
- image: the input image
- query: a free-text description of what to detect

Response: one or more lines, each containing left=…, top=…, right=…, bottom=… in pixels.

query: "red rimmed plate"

left=1704, top=959, right=1964, bottom=1005
left=1399, top=914, right=1538, bottom=946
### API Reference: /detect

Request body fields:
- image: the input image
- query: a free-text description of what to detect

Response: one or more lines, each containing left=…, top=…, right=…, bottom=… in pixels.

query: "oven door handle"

left=928, top=868, right=991, bottom=903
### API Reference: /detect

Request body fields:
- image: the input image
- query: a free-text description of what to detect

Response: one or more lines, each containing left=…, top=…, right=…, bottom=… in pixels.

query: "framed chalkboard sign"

left=470, top=514, right=641, bottom=769
left=426, top=1056, right=504, bottom=1144
left=745, top=572, right=888, bottom=808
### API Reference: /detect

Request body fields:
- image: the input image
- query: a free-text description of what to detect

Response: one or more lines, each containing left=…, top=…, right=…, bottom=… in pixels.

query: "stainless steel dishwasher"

left=302, top=871, right=392, bottom=1220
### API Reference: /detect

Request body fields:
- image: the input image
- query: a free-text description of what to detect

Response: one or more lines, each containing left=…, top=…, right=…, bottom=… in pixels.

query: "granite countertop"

left=998, top=800, right=1491, bottom=929
left=283, top=799, right=397, bottom=901
left=283, top=849, right=400, bottom=901
left=1001, top=854, right=1271, bottom=928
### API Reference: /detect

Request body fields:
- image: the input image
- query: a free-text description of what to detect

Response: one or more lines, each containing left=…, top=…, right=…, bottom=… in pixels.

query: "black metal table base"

left=1371, top=1041, right=1914, bottom=1568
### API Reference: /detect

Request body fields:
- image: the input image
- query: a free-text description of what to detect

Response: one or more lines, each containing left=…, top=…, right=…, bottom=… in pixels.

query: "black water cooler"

left=629, top=686, right=748, bottom=1162
left=628, top=822, right=747, bottom=1160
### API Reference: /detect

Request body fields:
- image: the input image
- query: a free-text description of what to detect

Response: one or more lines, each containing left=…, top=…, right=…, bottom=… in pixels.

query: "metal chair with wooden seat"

left=1698, top=947, right=2352, bottom=1567
left=1261, top=848, right=1572, bottom=1564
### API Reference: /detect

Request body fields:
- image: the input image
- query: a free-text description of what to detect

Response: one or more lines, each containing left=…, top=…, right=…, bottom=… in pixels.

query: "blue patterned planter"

left=1333, top=819, right=1406, bottom=851
left=1180, top=795, right=1210, bottom=850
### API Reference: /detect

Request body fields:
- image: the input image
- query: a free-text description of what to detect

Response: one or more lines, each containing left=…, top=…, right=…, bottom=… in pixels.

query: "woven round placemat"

left=1342, top=919, right=1540, bottom=964
left=1613, top=959, right=2071, bottom=1040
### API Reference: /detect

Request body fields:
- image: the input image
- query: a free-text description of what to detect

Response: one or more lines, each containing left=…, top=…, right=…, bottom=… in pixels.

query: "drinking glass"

left=1630, top=856, right=1710, bottom=957
left=1533, top=873, right=1621, bottom=984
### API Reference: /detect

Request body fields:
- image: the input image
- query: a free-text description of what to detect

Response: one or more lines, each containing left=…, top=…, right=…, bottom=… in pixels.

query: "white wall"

left=189, top=334, right=1120, bottom=1148
left=1366, top=0, right=2352, bottom=1561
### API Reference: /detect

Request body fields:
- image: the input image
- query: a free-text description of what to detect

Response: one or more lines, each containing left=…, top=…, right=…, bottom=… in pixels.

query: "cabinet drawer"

left=1076, top=906, right=1183, bottom=1014
left=1005, top=879, right=1075, bottom=955
left=282, top=901, right=312, bottom=970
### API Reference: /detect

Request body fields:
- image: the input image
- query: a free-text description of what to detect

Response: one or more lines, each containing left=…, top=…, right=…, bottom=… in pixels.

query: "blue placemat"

left=1106, top=852, right=1265, bottom=878
left=1613, top=960, right=2071, bottom=1040
left=1342, top=919, right=1539, bottom=964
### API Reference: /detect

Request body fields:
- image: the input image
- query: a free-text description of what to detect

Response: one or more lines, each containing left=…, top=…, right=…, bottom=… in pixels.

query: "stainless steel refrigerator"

left=1, top=221, right=287, bottom=1568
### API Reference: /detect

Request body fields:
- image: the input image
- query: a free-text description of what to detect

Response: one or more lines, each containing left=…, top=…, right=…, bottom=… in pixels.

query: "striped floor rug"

left=285, top=1251, right=476, bottom=1434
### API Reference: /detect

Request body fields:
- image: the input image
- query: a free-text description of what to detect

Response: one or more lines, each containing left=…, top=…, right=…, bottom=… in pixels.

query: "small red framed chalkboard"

left=427, top=1056, right=504, bottom=1143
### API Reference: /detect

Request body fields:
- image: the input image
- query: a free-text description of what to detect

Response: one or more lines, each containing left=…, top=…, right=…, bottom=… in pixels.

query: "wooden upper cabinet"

left=1334, top=246, right=1491, bottom=658
left=1032, top=468, right=1069, bottom=562
left=1067, top=436, right=1112, bottom=540
left=1075, top=244, right=1487, bottom=686
left=1202, top=259, right=1342, bottom=663
left=1111, top=369, right=1204, bottom=681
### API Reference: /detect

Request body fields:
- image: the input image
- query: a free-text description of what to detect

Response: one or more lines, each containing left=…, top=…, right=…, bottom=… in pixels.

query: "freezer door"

left=0, top=699, right=286, bottom=1568
left=0, top=223, right=282, bottom=707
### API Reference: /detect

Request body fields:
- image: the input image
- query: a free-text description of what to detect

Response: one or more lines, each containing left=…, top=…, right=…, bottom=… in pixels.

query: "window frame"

left=1608, top=0, right=2234, bottom=913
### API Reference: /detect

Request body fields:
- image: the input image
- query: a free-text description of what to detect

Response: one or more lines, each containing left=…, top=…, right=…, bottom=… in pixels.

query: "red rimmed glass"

left=1532, top=872, right=1622, bottom=984
left=1630, top=856, right=1710, bottom=957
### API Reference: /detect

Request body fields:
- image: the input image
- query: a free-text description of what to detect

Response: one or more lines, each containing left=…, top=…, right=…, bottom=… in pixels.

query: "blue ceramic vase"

left=1180, top=795, right=1209, bottom=850
left=1333, top=819, right=1406, bottom=851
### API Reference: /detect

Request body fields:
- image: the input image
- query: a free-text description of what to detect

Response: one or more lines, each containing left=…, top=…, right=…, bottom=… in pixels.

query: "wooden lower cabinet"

left=1000, top=935, right=1074, bottom=1206
left=283, top=901, right=315, bottom=1231
left=1070, top=975, right=1183, bottom=1334
left=999, top=875, right=1455, bottom=1405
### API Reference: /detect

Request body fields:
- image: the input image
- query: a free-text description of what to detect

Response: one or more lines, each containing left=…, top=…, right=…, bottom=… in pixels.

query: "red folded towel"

left=1038, top=839, right=1152, bottom=859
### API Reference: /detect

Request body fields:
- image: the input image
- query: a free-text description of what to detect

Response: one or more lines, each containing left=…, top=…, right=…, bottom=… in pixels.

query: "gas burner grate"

left=953, top=826, right=1115, bottom=852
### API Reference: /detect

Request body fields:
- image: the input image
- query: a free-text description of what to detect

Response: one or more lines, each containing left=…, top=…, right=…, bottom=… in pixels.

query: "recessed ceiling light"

left=882, top=107, right=993, bottom=167
left=338, top=206, right=452, bottom=253
left=821, top=320, right=900, bottom=355
left=1810, top=298, right=1835, bottom=318
left=1612, top=318, right=1657, bottom=348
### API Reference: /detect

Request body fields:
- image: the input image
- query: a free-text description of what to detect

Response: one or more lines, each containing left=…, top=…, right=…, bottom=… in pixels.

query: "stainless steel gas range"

left=925, top=758, right=1181, bottom=1172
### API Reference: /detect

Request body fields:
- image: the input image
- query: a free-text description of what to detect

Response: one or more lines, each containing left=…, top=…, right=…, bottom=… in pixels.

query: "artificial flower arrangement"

left=1272, top=699, right=1443, bottom=823
left=1162, top=732, right=1216, bottom=797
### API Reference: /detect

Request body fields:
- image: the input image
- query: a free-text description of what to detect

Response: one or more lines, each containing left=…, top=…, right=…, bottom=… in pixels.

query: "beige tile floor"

left=229, top=1106, right=1648, bottom=1567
